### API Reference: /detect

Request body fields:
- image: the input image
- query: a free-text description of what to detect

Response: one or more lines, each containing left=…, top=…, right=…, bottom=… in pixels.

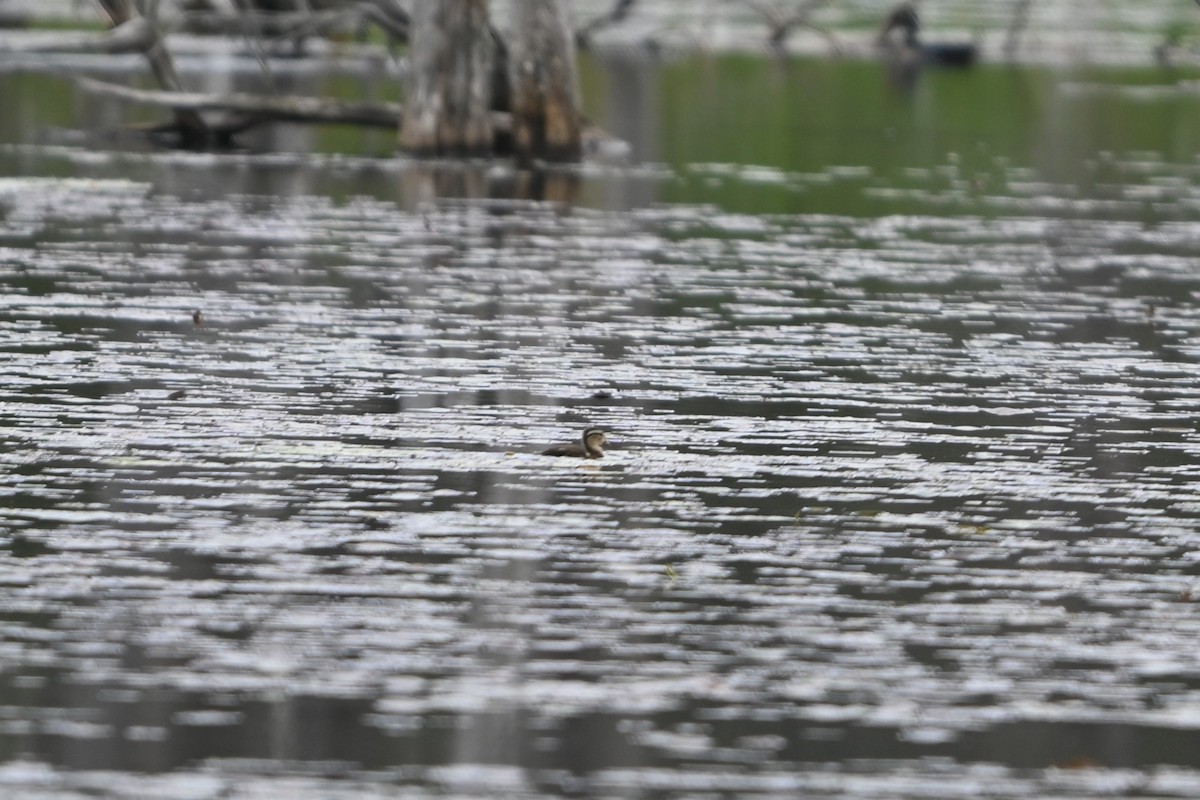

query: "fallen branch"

left=72, top=74, right=519, bottom=136
left=23, top=5, right=212, bottom=146
left=74, top=73, right=406, bottom=127
left=0, top=17, right=155, bottom=54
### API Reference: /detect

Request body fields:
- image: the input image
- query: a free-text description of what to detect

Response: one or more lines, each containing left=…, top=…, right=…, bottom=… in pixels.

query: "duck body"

left=878, top=3, right=977, bottom=69
left=921, top=41, right=977, bottom=68
left=542, top=427, right=607, bottom=459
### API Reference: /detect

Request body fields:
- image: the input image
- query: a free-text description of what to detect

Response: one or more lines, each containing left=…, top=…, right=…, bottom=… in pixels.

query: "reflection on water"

left=2, top=53, right=1200, bottom=799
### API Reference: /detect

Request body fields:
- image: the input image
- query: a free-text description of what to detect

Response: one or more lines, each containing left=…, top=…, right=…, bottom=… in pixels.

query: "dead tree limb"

left=73, top=74, right=412, bottom=128
left=95, top=0, right=136, bottom=26
left=92, top=0, right=212, bottom=146
left=730, top=0, right=839, bottom=52
left=575, top=0, right=637, bottom=49
left=71, top=73, right=605, bottom=157
left=1, top=16, right=157, bottom=54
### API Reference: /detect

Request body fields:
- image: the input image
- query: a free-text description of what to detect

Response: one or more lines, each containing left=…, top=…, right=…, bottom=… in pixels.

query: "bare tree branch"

left=576, top=0, right=637, bottom=48
left=179, top=3, right=409, bottom=45
left=728, top=0, right=839, bottom=52
left=1, top=17, right=156, bottom=53
left=13, top=4, right=212, bottom=142
left=72, top=73, right=521, bottom=137
left=73, top=73, right=408, bottom=127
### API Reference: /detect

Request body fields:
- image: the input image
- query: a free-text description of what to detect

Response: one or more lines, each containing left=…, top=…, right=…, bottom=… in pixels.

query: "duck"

left=542, top=427, right=607, bottom=459
left=878, top=3, right=978, bottom=69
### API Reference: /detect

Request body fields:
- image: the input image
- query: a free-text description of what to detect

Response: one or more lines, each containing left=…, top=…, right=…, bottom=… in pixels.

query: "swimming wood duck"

left=542, top=427, right=607, bottom=459
left=878, top=3, right=977, bottom=68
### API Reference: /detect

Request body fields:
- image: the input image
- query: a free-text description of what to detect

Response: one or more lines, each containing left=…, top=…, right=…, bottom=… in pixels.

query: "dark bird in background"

left=878, top=3, right=978, bottom=70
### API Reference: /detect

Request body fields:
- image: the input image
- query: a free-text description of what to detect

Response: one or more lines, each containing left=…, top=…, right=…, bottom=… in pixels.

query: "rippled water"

left=4, top=53, right=1200, bottom=799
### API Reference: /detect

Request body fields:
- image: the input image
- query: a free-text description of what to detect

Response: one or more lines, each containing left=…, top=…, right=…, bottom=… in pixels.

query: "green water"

left=2, top=54, right=1199, bottom=218
left=582, top=54, right=1200, bottom=216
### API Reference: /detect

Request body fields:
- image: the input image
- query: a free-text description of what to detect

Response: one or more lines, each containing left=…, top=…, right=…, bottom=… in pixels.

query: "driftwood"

left=72, top=73, right=517, bottom=136
left=1, top=12, right=213, bottom=142
left=89, top=1, right=211, bottom=144
left=1, top=16, right=158, bottom=54
left=69, top=72, right=639, bottom=160
left=73, top=74, right=405, bottom=127
left=71, top=72, right=634, bottom=160
left=71, top=1, right=403, bottom=144
left=1, top=13, right=213, bottom=143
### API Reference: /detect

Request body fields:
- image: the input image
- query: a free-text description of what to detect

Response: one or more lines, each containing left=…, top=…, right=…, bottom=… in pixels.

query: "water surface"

left=1, top=52, right=1200, bottom=799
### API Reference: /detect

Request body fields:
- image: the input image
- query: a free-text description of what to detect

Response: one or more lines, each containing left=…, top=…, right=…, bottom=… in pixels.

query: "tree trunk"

left=509, top=0, right=582, bottom=162
left=398, top=0, right=494, bottom=157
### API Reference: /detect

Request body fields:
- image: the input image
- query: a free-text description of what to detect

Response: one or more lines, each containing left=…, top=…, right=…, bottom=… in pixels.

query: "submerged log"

left=73, top=75, right=407, bottom=128
left=73, top=74, right=518, bottom=139
left=509, top=0, right=582, bottom=162
left=398, top=0, right=495, bottom=157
